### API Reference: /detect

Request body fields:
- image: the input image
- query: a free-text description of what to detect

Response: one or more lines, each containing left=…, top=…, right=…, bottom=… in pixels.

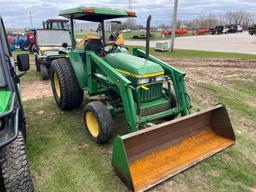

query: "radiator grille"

left=139, top=83, right=163, bottom=101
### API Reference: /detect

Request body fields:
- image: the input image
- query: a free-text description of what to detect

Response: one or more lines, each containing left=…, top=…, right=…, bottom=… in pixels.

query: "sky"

left=0, top=0, right=256, bottom=28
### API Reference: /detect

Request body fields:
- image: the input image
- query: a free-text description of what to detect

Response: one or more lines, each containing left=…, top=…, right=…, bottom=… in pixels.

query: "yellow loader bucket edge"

left=112, top=104, right=236, bottom=192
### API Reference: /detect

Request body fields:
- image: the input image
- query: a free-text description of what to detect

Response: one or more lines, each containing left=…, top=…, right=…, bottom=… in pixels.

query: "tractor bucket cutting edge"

left=112, top=104, right=235, bottom=192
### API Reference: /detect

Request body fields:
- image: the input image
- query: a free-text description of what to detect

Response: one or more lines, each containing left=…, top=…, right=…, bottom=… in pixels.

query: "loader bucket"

left=112, top=105, right=235, bottom=192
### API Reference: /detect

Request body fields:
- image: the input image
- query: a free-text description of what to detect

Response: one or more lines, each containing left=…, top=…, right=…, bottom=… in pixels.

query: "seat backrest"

left=84, top=39, right=103, bottom=52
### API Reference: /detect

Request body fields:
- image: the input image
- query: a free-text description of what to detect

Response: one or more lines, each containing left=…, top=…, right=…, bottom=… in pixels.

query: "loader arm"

left=86, top=52, right=139, bottom=132
left=133, top=48, right=191, bottom=116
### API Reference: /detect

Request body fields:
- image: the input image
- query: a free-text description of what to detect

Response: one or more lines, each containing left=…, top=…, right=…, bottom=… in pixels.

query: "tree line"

left=122, top=11, right=255, bottom=30
left=178, top=11, right=255, bottom=30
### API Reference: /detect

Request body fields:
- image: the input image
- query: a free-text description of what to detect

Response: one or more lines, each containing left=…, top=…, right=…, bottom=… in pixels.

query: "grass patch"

left=23, top=92, right=256, bottom=191
left=127, top=46, right=256, bottom=59
left=232, top=80, right=256, bottom=98
left=21, top=65, right=41, bottom=82
left=199, top=83, right=256, bottom=123
left=25, top=98, right=126, bottom=192
left=199, top=146, right=256, bottom=192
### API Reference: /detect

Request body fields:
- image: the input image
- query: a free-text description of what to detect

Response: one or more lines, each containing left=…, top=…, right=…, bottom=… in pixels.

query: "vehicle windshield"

left=47, top=21, right=69, bottom=30
left=36, top=30, right=72, bottom=47
left=51, top=22, right=62, bottom=30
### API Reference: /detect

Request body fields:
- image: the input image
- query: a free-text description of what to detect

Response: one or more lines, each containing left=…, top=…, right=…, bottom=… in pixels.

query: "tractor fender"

left=67, top=51, right=87, bottom=89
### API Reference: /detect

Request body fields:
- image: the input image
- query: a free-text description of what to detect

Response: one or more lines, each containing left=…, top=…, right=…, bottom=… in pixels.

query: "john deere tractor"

left=50, top=7, right=236, bottom=192
left=0, top=17, right=34, bottom=192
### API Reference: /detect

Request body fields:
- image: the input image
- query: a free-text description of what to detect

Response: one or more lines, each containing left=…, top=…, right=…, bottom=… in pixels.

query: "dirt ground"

left=21, top=58, right=256, bottom=101
left=21, top=80, right=52, bottom=101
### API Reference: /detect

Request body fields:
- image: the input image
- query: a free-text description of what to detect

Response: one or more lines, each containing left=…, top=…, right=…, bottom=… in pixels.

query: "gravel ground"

left=125, top=32, right=256, bottom=54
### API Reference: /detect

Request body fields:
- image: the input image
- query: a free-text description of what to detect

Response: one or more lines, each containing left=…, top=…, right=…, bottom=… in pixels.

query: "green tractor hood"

left=104, top=53, right=164, bottom=78
left=0, top=91, right=11, bottom=113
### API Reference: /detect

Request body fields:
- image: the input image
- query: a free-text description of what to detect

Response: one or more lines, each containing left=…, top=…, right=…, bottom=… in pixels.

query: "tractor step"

left=112, top=105, right=235, bottom=192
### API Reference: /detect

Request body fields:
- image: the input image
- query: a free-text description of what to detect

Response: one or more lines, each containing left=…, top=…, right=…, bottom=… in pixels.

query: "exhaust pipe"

left=145, top=15, right=151, bottom=60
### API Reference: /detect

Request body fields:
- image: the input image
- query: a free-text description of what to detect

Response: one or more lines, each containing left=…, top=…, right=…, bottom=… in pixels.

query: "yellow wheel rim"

left=54, top=73, right=61, bottom=98
left=85, top=112, right=99, bottom=138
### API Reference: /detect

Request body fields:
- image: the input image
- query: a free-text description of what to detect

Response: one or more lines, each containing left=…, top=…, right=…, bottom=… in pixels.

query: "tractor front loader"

left=50, top=7, right=236, bottom=191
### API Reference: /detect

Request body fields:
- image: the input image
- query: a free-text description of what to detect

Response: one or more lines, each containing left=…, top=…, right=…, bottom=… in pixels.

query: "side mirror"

left=17, top=54, right=30, bottom=72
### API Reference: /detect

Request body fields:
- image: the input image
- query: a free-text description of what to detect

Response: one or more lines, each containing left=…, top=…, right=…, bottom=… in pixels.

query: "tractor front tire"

left=40, top=64, right=49, bottom=80
left=51, top=58, right=84, bottom=110
left=1, top=132, right=34, bottom=192
left=83, top=101, right=113, bottom=144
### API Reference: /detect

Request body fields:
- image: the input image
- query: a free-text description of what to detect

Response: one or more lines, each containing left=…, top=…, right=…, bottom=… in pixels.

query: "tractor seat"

left=84, top=39, right=103, bottom=53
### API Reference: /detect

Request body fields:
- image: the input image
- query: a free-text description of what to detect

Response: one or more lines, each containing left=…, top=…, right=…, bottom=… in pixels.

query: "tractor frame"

left=52, top=7, right=191, bottom=133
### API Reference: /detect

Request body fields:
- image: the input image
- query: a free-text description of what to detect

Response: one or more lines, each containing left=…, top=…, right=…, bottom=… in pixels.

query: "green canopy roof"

left=59, top=7, right=136, bottom=22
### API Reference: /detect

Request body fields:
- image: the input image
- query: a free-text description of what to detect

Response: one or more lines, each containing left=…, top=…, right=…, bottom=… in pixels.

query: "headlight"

left=137, top=78, right=150, bottom=85
left=155, top=75, right=165, bottom=82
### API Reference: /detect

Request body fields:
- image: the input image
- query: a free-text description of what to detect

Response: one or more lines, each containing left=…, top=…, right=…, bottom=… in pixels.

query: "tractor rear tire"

left=51, top=58, right=84, bottom=110
left=83, top=101, right=113, bottom=144
left=1, top=132, right=34, bottom=192
left=40, top=64, right=49, bottom=80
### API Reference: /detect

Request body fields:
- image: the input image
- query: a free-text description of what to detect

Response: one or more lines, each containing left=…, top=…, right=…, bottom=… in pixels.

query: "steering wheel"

left=97, top=43, right=119, bottom=55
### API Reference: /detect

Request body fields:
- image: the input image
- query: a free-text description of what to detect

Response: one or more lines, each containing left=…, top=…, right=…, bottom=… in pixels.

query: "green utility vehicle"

left=0, top=17, right=33, bottom=192
left=50, top=7, right=235, bottom=192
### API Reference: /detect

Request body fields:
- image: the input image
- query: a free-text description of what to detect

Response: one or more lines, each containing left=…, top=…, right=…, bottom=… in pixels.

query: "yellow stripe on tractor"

left=116, top=68, right=164, bottom=78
